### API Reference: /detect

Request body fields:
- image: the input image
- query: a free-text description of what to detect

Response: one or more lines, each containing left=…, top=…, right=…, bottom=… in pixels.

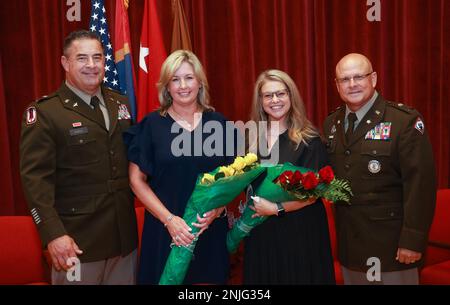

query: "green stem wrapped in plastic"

left=159, top=164, right=265, bottom=285
left=227, top=163, right=352, bottom=253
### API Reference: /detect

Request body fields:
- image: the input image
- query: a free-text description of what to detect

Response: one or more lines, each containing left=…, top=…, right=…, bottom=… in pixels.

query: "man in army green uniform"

left=20, top=30, right=138, bottom=284
left=323, top=53, right=436, bottom=284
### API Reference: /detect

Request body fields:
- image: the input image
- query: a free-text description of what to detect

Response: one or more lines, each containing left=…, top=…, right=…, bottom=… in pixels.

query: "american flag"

left=89, top=0, right=121, bottom=91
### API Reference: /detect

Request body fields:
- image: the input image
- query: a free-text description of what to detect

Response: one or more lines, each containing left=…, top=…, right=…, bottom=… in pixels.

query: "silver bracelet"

left=164, top=214, right=174, bottom=227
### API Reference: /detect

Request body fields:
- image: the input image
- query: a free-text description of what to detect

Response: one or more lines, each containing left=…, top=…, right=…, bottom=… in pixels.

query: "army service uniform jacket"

left=20, top=83, right=138, bottom=263
left=323, top=94, right=436, bottom=272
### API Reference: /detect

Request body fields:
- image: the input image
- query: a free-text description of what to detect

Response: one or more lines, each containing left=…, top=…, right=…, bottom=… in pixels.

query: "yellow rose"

left=201, top=173, right=216, bottom=184
left=219, top=166, right=235, bottom=177
left=243, top=153, right=258, bottom=166
left=231, top=156, right=246, bottom=171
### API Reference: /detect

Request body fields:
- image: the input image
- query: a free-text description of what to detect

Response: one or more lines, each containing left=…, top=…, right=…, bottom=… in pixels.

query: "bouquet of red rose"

left=159, top=154, right=265, bottom=285
left=274, top=165, right=352, bottom=202
left=226, top=163, right=352, bottom=253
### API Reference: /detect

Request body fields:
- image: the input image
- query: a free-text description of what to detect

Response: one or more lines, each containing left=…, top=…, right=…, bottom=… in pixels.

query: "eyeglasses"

left=335, top=72, right=374, bottom=85
left=261, top=89, right=289, bottom=101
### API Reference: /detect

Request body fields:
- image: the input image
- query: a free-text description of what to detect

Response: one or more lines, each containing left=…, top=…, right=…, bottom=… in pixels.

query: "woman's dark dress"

left=123, top=111, right=233, bottom=284
left=243, top=132, right=336, bottom=284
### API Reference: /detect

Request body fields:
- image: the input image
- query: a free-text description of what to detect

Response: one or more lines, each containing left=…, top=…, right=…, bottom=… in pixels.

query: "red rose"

left=301, top=172, right=319, bottom=190
left=278, top=174, right=287, bottom=185
left=282, top=170, right=294, bottom=184
left=319, top=166, right=335, bottom=184
left=292, top=170, right=303, bottom=185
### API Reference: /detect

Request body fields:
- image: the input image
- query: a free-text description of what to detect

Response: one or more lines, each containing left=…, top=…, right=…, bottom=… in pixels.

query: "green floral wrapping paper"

left=159, top=163, right=265, bottom=285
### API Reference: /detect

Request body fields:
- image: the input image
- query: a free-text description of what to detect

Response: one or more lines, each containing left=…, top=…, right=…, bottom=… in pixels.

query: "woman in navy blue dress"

left=123, top=50, right=234, bottom=284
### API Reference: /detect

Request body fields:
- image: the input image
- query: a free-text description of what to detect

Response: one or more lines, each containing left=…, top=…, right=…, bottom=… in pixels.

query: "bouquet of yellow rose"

left=226, top=163, right=352, bottom=253
left=159, top=153, right=265, bottom=285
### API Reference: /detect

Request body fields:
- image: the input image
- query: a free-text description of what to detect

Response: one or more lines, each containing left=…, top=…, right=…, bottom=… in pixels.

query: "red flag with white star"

left=138, top=0, right=167, bottom=121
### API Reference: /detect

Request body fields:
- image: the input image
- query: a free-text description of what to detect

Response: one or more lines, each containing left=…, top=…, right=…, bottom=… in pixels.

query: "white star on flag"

left=139, top=44, right=149, bottom=73
left=137, top=0, right=167, bottom=121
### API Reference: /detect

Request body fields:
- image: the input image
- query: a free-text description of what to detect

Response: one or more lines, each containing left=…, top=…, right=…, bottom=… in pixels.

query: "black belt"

left=56, top=178, right=130, bottom=197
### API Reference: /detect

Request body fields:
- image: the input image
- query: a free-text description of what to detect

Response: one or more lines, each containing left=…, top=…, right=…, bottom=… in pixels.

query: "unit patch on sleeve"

left=414, top=117, right=425, bottom=135
left=26, top=106, right=37, bottom=125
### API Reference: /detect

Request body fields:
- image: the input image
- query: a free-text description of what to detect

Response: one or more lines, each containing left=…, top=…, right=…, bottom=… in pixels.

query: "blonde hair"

left=251, top=69, right=319, bottom=149
left=157, top=50, right=214, bottom=114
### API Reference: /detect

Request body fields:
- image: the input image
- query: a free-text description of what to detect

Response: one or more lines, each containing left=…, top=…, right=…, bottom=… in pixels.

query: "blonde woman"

left=243, top=69, right=335, bottom=284
left=123, top=50, right=233, bottom=284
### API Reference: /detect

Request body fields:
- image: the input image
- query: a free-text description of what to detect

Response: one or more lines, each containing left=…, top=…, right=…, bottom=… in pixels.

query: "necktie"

left=90, top=96, right=106, bottom=129
left=345, top=112, right=357, bottom=143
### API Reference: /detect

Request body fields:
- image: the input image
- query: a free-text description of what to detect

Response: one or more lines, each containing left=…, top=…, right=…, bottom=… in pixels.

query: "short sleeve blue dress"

left=123, top=111, right=235, bottom=284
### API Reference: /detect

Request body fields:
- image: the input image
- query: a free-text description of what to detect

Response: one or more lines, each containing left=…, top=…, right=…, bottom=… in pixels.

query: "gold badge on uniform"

left=118, top=104, right=131, bottom=120
left=414, top=117, right=425, bottom=135
left=368, top=160, right=381, bottom=174
left=26, top=106, right=37, bottom=125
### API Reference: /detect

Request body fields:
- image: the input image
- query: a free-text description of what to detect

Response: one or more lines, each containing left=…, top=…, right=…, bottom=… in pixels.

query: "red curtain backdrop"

left=0, top=0, right=448, bottom=215
left=0, top=55, right=15, bottom=215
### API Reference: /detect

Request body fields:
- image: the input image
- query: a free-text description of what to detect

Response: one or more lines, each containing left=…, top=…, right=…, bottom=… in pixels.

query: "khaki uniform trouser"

left=341, top=265, right=419, bottom=285
left=51, top=249, right=137, bottom=285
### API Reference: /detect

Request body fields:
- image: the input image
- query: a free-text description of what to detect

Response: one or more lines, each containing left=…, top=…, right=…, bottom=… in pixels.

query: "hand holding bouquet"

left=159, top=153, right=264, bottom=285
left=226, top=163, right=352, bottom=253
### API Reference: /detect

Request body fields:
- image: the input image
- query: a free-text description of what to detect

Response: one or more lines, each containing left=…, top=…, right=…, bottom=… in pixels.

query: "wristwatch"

left=276, top=202, right=285, bottom=217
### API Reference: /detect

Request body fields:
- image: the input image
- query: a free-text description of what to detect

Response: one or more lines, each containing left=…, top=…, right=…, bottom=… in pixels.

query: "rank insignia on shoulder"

left=118, top=104, right=131, bottom=120
left=365, top=122, right=392, bottom=140
left=328, top=106, right=342, bottom=115
left=26, top=106, right=37, bottom=125
left=414, top=117, right=425, bottom=134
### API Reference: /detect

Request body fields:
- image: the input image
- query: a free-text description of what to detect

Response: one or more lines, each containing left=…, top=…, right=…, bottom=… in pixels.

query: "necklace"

left=170, top=107, right=195, bottom=129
